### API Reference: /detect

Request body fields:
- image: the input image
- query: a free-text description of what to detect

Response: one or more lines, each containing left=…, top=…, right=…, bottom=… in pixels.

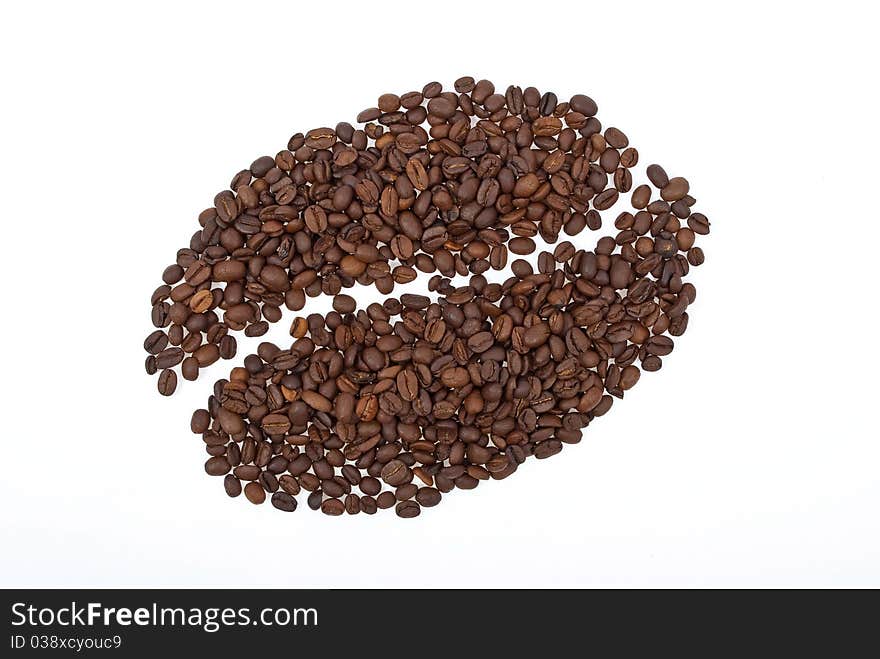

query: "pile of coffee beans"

left=145, top=78, right=709, bottom=517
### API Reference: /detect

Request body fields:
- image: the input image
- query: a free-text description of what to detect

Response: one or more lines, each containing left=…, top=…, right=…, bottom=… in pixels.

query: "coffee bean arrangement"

left=145, top=78, right=710, bottom=518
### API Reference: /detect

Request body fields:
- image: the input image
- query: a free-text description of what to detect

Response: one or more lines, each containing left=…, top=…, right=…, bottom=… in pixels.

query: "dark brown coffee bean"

left=381, top=459, right=411, bottom=487
left=688, top=213, right=711, bottom=235
left=661, top=177, right=690, bottom=202
left=244, top=482, right=266, bottom=504
left=181, top=357, right=199, bottom=381
left=688, top=247, right=705, bottom=266
left=307, top=490, right=323, bottom=510
left=524, top=323, right=550, bottom=348
left=415, top=487, right=441, bottom=507
left=321, top=498, right=345, bottom=516
left=360, top=476, right=381, bottom=496
left=301, top=391, right=332, bottom=412
left=395, top=483, right=418, bottom=501
left=157, top=369, right=177, bottom=396
left=400, top=294, right=430, bottom=309
left=376, top=491, right=396, bottom=509
left=155, top=347, right=184, bottom=369
left=333, top=294, right=356, bottom=314
left=593, top=188, right=619, bottom=210
left=646, top=164, right=669, bottom=188
left=143, top=330, right=168, bottom=354
left=205, top=456, right=230, bottom=476
left=467, top=332, right=494, bottom=353
left=508, top=237, right=535, bottom=255
left=569, top=94, right=597, bottom=116
left=271, top=492, right=298, bottom=512
left=191, top=409, right=210, bottom=433
left=220, top=473, right=241, bottom=498
left=396, top=369, right=419, bottom=401
left=395, top=501, right=421, bottom=518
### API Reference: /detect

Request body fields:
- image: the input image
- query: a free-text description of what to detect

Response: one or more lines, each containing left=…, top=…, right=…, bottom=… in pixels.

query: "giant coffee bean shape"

left=147, top=78, right=710, bottom=518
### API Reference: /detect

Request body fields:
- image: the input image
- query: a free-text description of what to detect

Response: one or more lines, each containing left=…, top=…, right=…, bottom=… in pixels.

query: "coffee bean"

left=333, top=294, right=356, bottom=314
left=204, top=455, right=230, bottom=476
left=416, top=487, right=441, bottom=507
left=224, top=474, right=242, bottom=497
left=396, top=369, right=419, bottom=401
left=441, top=367, right=470, bottom=388
left=194, top=343, right=219, bottom=367
left=143, top=330, right=168, bottom=354
left=661, top=177, right=690, bottom=202
left=189, top=289, right=213, bottom=313
left=523, top=323, right=550, bottom=348
left=454, top=76, right=475, bottom=93
left=375, top=491, right=396, bottom=509
left=307, top=490, right=323, bottom=510
left=244, top=482, right=266, bottom=505
left=509, top=237, right=535, bottom=255
left=569, top=94, right=598, bottom=116
left=395, top=501, right=421, bottom=518
left=395, top=483, right=418, bottom=501
left=688, top=247, right=705, bottom=266
left=157, top=369, right=177, bottom=396
left=301, top=391, right=332, bottom=412
left=400, top=294, right=430, bottom=309
left=271, top=492, right=298, bottom=512
left=468, top=332, right=494, bottom=353
left=155, top=347, right=184, bottom=369
left=688, top=213, right=711, bottom=235
left=381, top=459, right=411, bottom=487
left=321, top=499, right=345, bottom=516
left=646, top=164, right=669, bottom=188
left=191, top=409, right=210, bottom=433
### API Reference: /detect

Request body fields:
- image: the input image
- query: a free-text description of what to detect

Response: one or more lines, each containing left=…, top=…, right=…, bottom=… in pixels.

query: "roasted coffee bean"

left=381, top=459, right=411, bottom=487
left=468, top=332, right=494, bottom=353
left=157, top=369, right=177, bottom=396
left=569, top=94, right=598, bottom=116
left=416, top=487, right=442, bottom=507
left=688, top=213, right=711, bottom=235
left=333, top=294, right=356, bottom=314
left=376, top=491, right=396, bottom=509
left=205, top=456, right=230, bottom=476
left=191, top=409, right=210, bottom=433
left=224, top=475, right=242, bottom=498
left=271, top=492, right=298, bottom=512
left=395, top=483, right=419, bottom=502
left=144, top=330, right=168, bottom=354
left=509, top=237, right=535, bottom=255
left=661, top=177, right=690, bottom=202
left=307, top=490, right=323, bottom=510
left=321, top=499, right=345, bottom=516
left=646, top=164, right=669, bottom=188
left=688, top=246, right=705, bottom=266
left=244, top=482, right=266, bottom=505
left=181, top=357, right=199, bottom=381
left=155, top=347, right=184, bottom=369
left=395, top=501, right=421, bottom=518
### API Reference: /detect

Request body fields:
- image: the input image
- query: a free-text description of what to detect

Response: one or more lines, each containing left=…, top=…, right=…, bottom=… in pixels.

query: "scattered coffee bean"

left=157, top=369, right=176, bottom=396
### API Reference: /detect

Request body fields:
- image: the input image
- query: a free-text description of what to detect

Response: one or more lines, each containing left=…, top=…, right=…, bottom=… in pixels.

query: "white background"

left=1, top=0, right=877, bottom=588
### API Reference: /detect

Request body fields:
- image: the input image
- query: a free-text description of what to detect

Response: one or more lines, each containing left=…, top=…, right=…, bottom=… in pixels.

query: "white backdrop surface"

left=1, top=0, right=877, bottom=587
